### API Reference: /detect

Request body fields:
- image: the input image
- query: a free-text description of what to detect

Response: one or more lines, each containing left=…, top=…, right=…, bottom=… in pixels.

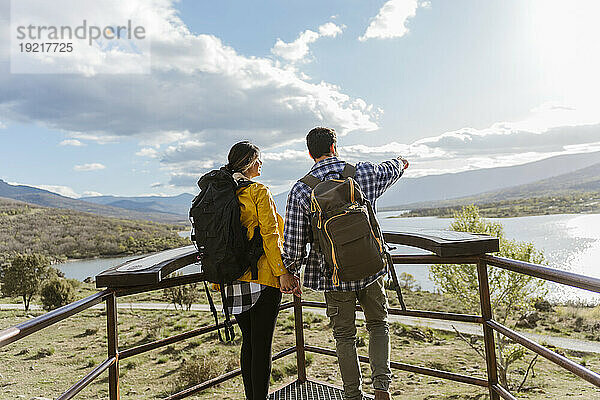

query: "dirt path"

left=3, top=302, right=600, bottom=354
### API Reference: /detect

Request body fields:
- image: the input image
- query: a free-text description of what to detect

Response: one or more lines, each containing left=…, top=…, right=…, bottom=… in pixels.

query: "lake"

left=377, top=212, right=600, bottom=303
left=56, top=213, right=600, bottom=303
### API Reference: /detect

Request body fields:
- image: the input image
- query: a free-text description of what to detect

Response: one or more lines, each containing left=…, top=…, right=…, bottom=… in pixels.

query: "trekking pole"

left=385, top=250, right=406, bottom=311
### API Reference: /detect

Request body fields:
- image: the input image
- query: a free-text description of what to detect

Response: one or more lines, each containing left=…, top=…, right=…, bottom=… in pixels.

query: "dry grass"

left=2, top=292, right=600, bottom=399
left=557, top=305, right=600, bottom=321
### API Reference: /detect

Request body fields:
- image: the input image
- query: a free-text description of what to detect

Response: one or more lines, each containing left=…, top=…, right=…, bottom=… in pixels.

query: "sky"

left=0, top=0, right=598, bottom=198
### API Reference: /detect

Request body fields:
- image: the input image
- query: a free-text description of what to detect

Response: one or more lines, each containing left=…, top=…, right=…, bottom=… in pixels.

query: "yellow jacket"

left=235, top=181, right=288, bottom=288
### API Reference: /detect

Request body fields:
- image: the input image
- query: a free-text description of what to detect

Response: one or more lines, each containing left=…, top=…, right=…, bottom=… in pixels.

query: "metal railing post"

left=106, top=292, right=120, bottom=400
left=293, top=296, right=307, bottom=383
left=477, top=259, right=500, bottom=400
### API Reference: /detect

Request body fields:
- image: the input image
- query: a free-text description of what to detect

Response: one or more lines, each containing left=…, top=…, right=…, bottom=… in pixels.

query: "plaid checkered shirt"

left=282, top=156, right=404, bottom=292
left=225, top=281, right=264, bottom=315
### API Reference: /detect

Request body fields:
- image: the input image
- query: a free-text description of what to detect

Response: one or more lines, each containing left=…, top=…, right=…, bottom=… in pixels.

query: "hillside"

left=80, top=193, right=195, bottom=216
left=386, top=162, right=600, bottom=217
left=394, top=192, right=600, bottom=218
left=0, top=197, right=190, bottom=261
left=0, top=180, right=187, bottom=223
left=273, top=151, right=600, bottom=212
left=471, top=161, right=600, bottom=201
left=377, top=151, right=600, bottom=208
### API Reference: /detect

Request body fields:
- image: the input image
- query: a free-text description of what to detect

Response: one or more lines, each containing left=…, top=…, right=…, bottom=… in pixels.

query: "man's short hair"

left=306, top=127, right=337, bottom=159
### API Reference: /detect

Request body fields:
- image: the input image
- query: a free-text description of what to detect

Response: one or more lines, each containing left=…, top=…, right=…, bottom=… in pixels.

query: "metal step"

left=269, top=380, right=375, bottom=400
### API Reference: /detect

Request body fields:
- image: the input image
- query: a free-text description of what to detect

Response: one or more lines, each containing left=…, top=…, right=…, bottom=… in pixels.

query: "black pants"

left=234, top=285, right=282, bottom=400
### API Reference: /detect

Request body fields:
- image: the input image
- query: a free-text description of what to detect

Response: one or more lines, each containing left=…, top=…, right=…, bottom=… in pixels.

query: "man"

left=283, top=127, right=408, bottom=400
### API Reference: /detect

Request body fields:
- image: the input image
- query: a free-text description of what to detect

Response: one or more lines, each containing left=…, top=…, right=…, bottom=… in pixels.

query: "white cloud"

left=136, top=147, right=159, bottom=158
left=35, top=184, right=80, bottom=198
left=359, top=0, right=423, bottom=42
left=342, top=123, right=600, bottom=162
left=0, top=1, right=377, bottom=189
left=0, top=121, right=6, bottom=129
left=9, top=0, right=154, bottom=75
left=340, top=142, right=445, bottom=160
left=247, top=101, right=600, bottom=185
left=13, top=186, right=111, bottom=199
left=82, top=191, right=103, bottom=197
left=319, top=22, right=344, bottom=38
left=262, top=149, right=308, bottom=161
left=333, top=118, right=600, bottom=181
left=414, top=122, right=600, bottom=156
left=169, top=172, right=200, bottom=188
left=69, top=132, right=120, bottom=144
left=59, top=139, right=84, bottom=147
left=74, top=163, right=106, bottom=171
left=156, top=101, right=600, bottom=190
left=271, top=22, right=344, bottom=63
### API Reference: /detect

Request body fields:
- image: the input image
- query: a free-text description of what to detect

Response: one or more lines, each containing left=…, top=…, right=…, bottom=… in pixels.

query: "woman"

left=224, top=141, right=298, bottom=400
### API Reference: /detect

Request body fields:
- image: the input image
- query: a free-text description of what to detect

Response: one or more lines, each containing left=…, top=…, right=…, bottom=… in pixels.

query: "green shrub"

left=305, top=353, right=314, bottom=367
left=175, top=354, right=224, bottom=390
left=66, top=278, right=82, bottom=289
left=36, top=347, right=55, bottom=358
left=162, top=274, right=200, bottom=311
left=83, top=328, right=98, bottom=336
left=40, top=278, right=75, bottom=310
left=271, top=364, right=285, bottom=382
left=144, top=315, right=166, bottom=341
left=124, top=360, right=137, bottom=370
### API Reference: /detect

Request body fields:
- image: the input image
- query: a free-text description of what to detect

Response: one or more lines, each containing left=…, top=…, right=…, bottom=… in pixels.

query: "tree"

left=0, top=253, right=51, bottom=311
left=163, top=274, right=201, bottom=311
left=398, top=272, right=421, bottom=291
left=429, top=205, right=546, bottom=389
left=40, top=278, right=76, bottom=310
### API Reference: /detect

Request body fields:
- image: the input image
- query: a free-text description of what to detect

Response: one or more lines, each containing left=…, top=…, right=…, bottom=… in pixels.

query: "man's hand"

left=397, top=156, right=409, bottom=170
left=279, top=273, right=297, bottom=294
left=279, top=273, right=302, bottom=297
left=292, top=275, right=302, bottom=297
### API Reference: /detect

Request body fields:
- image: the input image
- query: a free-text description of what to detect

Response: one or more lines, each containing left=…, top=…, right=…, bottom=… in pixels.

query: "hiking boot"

left=374, top=390, right=391, bottom=400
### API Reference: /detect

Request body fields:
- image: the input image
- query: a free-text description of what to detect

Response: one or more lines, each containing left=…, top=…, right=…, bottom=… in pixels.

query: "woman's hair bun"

left=227, top=141, right=260, bottom=173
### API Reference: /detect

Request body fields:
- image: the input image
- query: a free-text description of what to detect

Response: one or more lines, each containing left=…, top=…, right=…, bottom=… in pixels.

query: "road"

left=2, top=302, right=599, bottom=354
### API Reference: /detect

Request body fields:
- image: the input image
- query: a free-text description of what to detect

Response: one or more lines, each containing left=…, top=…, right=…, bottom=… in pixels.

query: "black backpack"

left=190, top=167, right=264, bottom=340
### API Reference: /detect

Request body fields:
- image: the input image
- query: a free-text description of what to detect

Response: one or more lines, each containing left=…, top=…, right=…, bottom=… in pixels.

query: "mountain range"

left=273, top=151, right=600, bottom=211
left=80, top=193, right=194, bottom=216
left=398, top=159, right=600, bottom=211
left=0, top=180, right=188, bottom=224
left=376, top=151, right=600, bottom=209
left=1, top=151, right=598, bottom=221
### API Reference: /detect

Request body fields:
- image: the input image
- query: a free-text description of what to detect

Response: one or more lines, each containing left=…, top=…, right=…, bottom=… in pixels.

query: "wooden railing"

left=1, top=232, right=600, bottom=400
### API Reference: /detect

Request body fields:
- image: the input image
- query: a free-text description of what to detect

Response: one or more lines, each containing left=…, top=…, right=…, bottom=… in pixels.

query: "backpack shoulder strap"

left=299, top=173, right=322, bottom=189
left=236, top=179, right=253, bottom=192
left=341, top=163, right=356, bottom=179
